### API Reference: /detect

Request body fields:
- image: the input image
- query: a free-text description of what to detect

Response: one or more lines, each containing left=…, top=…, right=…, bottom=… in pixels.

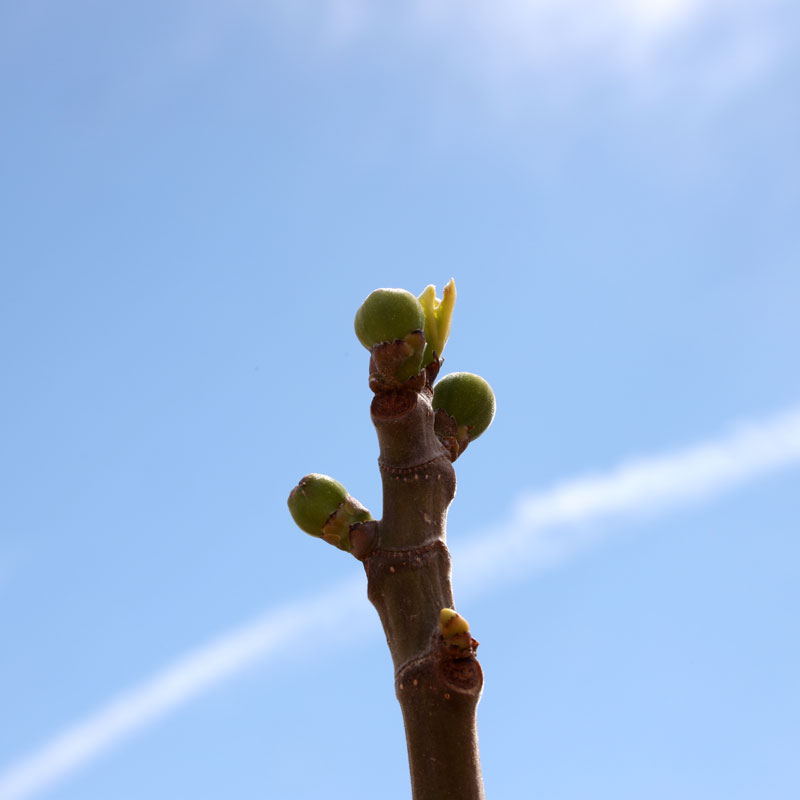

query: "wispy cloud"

left=2, top=406, right=800, bottom=800
left=413, top=0, right=704, bottom=65
left=303, top=0, right=790, bottom=98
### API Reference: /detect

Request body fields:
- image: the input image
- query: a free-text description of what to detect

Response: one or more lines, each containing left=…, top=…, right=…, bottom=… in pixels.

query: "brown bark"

left=352, top=384, right=485, bottom=800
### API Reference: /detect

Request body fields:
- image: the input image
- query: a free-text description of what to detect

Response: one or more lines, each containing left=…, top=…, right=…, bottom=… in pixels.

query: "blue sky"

left=1, top=1, right=799, bottom=798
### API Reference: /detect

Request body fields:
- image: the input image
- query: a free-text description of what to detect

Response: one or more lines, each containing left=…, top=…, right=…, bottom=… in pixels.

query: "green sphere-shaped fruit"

left=354, top=288, right=425, bottom=350
left=433, top=372, right=496, bottom=441
left=287, top=474, right=348, bottom=536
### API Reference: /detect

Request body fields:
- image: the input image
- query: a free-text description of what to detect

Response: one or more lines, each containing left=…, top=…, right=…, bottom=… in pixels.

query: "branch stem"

left=357, top=387, right=485, bottom=800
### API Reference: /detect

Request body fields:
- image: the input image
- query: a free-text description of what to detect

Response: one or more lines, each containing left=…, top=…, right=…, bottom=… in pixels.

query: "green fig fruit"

left=355, top=288, right=427, bottom=384
left=354, top=288, right=425, bottom=350
left=287, top=474, right=349, bottom=537
left=432, top=372, right=496, bottom=442
left=287, top=474, right=372, bottom=552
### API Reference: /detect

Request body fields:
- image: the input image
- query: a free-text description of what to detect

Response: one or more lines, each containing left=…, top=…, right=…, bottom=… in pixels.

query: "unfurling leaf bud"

left=418, top=278, right=456, bottom=366
left=354, top=288, right=426, bottom=384
left=433, top=372, right=496, bottom=451
left=439, top=608, right=473, bottom=650
left=287, top=474, right=372, bottom=552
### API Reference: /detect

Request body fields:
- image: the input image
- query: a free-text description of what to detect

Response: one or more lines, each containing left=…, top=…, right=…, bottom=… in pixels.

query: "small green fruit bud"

left=287, top=474, right=348, bottom=536
left=355, top=288, right=427, bottom=385
left=433, top=372, right=496, bottom=442
left=418, top=278, right=456, bottom=366
left=287, top=474, right=372, bottom=551
left=439, top=608, right=473, bottom=650
left=354, top=288, right=425, bottom=350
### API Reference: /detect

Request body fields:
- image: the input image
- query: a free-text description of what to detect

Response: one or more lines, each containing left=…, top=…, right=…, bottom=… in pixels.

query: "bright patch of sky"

left=310, top=0, right=790, bottom=98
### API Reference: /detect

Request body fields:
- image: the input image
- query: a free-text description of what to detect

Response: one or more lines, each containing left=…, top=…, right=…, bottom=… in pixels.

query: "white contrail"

left=454, top=406, right=800, bottom=591
left=2, top=406, right=800, bottom=800
left=0, top=580, right=368, bottom=800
